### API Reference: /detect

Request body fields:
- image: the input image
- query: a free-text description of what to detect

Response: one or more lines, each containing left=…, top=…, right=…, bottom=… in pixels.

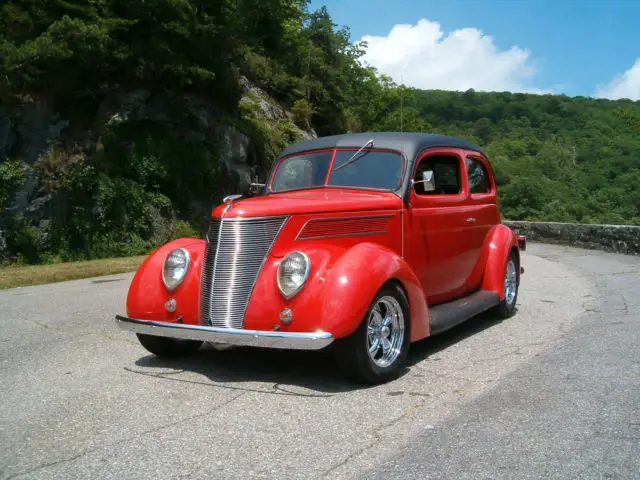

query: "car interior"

left=413, top=155, right=462, bottom=195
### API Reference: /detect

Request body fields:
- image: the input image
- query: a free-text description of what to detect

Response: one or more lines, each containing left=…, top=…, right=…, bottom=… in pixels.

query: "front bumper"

left=115, top=315, right=334, bottom=350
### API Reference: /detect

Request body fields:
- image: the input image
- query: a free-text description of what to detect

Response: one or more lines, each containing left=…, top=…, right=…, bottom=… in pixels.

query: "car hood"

left=214, top=189, right=402, bottom=218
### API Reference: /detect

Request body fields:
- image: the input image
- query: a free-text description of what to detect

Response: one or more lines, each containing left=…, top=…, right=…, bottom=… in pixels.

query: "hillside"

left=407, top=89, right=640, bottom=225
left=1, top=0, right=639, bottom=265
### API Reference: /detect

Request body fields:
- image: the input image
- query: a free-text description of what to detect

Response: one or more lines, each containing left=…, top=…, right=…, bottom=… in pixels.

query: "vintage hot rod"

left=116, top=132, right=525, bottom=383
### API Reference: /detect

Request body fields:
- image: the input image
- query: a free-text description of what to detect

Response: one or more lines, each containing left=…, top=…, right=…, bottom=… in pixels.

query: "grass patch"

left=0, top=255, right=147, bottom=289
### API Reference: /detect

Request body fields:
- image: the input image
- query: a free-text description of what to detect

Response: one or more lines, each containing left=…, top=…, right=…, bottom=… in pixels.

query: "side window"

left=466, top=157, right=490, bottom=194
left=413, top=155, right=461, bottom=195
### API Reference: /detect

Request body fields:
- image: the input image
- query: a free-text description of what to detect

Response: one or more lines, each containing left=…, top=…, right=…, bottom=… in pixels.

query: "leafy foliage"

left=407, top=89, right=640, bottom=224
left=290, top=99, right=314, bottom=128
left=1, top=0, right=639, bottom=265
left=0, top=159, right=27, bottom=211
left=0, top=0, right=241, bottom=108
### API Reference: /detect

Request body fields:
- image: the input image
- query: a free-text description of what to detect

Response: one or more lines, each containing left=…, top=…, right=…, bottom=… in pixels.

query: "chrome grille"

left=200, top=216, right=288, bottom=328
left=199, top=218, right=220, bottom=325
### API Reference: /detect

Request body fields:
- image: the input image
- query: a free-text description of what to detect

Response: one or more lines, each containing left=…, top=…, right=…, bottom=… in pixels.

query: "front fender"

left=126, top=237, right=205, bottom=324
left=243, top=242, right=429, bottom=341
left=318, top=242, right=430, bottom=341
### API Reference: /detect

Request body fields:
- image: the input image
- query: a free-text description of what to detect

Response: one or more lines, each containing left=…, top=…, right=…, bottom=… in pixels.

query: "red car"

left=116, top=132, right=525, bottom=384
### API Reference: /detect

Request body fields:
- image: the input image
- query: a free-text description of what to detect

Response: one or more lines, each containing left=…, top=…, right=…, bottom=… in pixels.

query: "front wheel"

left=494, top=252, right=519, bottom=318
left=136, top=333, right=203, bottom=358
left=335, top=283, right=410, bottom=384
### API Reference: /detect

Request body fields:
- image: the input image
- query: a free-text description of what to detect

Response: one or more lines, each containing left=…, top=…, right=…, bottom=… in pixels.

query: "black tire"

left=495, top=251, right=519, bottom=319
left=335, top=283, right=411, bottom=384
left=136, top=333, right=203, bottom=358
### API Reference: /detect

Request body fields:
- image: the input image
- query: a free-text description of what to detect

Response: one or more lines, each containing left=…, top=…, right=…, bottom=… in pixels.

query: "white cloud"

left=594, top=58, right=640, bottom=101
left=358, top=19, right=551, bottom=94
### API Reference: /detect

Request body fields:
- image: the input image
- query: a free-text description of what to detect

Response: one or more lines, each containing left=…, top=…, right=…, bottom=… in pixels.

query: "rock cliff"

left=0, top=78, right=316, bottom=261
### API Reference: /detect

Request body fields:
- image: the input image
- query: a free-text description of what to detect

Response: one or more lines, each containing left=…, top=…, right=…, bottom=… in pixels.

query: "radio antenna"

left=399, top=74, right=405, bottom=258
left=400, top=75, right=404, bottom=133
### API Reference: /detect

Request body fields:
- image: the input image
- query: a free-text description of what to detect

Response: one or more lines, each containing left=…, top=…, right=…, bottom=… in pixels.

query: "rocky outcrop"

left=505, top=221, right=640, bottom=256
left=238, top=76, right=316, bottom=141
left=0, top=79, right=316, bottom=260
left=0, top=99, right=65, bottom=253
left=217, top=125, right=252, bottom=192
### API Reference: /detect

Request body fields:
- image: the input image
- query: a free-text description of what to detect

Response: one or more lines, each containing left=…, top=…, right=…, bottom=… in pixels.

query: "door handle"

left=466, top=217, right=477, bottom=223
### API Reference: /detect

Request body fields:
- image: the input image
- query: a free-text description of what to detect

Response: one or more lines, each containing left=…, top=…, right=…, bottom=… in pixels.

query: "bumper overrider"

left=115, top=315, right=334, bottom=350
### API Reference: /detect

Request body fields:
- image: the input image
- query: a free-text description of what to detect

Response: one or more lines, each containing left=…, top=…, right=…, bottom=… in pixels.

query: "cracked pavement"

left=1, top=243, right=639, bottom=479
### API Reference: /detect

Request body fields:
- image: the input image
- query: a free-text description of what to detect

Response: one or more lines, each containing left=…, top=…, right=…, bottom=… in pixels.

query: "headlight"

left=162, top=248, right=190, bottom=291
left=277, top=251, right=310, bottom=299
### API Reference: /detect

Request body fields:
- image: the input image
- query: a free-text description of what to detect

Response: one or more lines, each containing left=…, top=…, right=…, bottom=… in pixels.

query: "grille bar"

left=199, top=218, right=220, bottom=325
left=200, top=216, right=288, bottom=328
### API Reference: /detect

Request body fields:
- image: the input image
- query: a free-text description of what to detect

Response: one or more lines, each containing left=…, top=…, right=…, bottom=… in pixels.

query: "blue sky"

left=309, top=0, right=640, bottom=100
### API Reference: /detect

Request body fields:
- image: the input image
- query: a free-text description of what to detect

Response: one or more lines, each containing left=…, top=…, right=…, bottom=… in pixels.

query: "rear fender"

left=481, top=224, right=519, bottom=299
left=126, top=238, right=205, bottom=325
left=318, top=242, right=430, bottom=341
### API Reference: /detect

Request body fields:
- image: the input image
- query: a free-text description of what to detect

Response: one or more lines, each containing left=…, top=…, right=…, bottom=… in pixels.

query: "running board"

left=429, top=290, right=500, bottom=335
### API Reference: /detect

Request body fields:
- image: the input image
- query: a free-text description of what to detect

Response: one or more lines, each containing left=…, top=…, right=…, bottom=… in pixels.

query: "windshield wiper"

left=332, top=139, right=374, bottom=172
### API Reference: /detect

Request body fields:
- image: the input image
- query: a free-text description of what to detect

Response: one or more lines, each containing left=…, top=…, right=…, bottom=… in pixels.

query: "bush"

left=89, top=232, right=153, bottom=259
left=0, top=159, right=26, bottom=211
left=170, top=220, right=199, bottom=240
left=36, top=146, right=85, bottom=193
left=290, top=98, right=314, bottom=127
left=6, top=216, right=43, bottom=264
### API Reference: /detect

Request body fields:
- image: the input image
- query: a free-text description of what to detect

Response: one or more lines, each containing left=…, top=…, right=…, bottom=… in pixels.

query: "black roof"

left=277, top=132, right=484, bottom=161
left=273, top=132, right=485, bottom=199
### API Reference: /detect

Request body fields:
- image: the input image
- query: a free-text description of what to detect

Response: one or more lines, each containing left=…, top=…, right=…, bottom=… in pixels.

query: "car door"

left=461, top=153, right=502, bottom=292
left=405, top=148, right=476, bottom=305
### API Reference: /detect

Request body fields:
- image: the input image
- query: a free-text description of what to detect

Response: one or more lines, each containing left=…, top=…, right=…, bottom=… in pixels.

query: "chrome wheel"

left=504, top=258, right=517, bottom=306
left=367, top=296, right=405, bottom=368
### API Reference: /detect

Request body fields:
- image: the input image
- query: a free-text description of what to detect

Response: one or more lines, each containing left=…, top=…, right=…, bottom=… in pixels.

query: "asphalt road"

left=1, top=243, right=639, bottom=479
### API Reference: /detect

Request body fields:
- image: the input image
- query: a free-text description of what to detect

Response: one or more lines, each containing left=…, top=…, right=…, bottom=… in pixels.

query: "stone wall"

left=504, top=221, right=640, bottom=256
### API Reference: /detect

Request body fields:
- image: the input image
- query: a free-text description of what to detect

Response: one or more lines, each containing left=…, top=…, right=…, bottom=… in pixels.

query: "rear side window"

left=466, top=158, right=490, bottom=194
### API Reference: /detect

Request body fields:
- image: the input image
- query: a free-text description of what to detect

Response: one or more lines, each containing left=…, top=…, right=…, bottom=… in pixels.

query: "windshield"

left=270, top=149, right=403, bottom=192
left=270, top=151, right=332, bottom=191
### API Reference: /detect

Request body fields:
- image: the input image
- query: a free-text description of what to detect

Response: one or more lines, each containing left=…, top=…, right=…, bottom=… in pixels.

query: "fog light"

left=279, top=308, right=293, bottom=325
left=165, top=298, right=177, bottom=313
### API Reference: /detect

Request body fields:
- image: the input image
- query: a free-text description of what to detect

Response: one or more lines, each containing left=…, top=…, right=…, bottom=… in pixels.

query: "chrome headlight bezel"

left=277, top=251, right=311, bottom=299
left=162, top=248, right=190, bottom=291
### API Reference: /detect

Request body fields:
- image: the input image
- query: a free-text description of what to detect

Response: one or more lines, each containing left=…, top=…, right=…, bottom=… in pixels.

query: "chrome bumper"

left=115, top=315, right=334, bottom=350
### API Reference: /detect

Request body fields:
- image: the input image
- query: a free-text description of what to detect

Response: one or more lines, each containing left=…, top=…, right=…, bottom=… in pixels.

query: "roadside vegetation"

left=1, top=0, right=639, bottom=274
left=0, top=255, right=146, bottom=289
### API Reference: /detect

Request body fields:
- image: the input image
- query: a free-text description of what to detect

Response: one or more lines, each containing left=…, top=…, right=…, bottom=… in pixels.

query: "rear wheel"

left=136, top=334, right=203, bottom=358
left=495, top=252, right=519, bottom=318
left=336, top=283, right=410, bottom=384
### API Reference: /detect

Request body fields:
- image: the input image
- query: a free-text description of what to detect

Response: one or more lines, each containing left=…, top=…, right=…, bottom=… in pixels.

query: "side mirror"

left=249, top=181, right=266, bottom=195
left=412, top=170, right=436, bottom=192
left=421, top=171, right=436, bottom=191
left=240, top=179, right=266, bottom=197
